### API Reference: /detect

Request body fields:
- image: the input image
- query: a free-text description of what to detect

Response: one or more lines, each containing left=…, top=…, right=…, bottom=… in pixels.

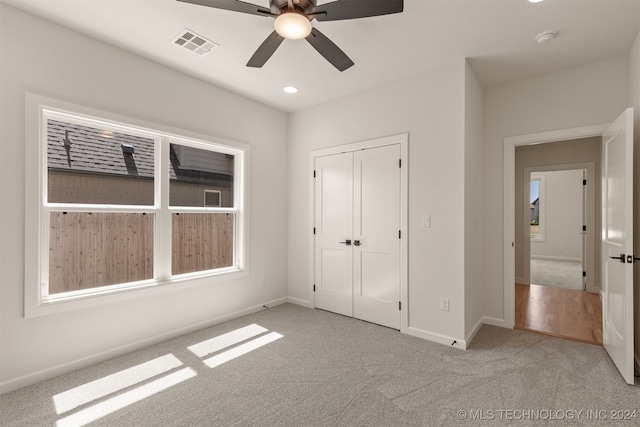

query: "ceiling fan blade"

left=247, top=31, right=285, bottom=68
left=305, top=27, right=354, bottom=72
left=314, top=0, right=403, bottom=22
left=177, top=0, right=271, bottom=17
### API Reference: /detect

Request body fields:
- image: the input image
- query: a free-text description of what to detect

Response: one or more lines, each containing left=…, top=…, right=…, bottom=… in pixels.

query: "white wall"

left=483, top=56, right=629, bottom=323
left=288, top=59, right=469, bottom=345
left=0, top=5, right=289, bottom=392
left=530, top=170, right=583, bottom=260
left=629, top=28, right=640, bottom=367
left=464, top=62, right=484, bottom=341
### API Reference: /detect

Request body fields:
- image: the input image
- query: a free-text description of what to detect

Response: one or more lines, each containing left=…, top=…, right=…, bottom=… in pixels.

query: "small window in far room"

left=530, top=175, right=545, bottom=241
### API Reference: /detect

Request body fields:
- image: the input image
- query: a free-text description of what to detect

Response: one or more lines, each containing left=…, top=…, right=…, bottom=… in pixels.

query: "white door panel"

left=353, top=145, right=401, bottom=329
left=602, top=107, right=634, bottom=385
left=314, top=153, right=353, bottom=317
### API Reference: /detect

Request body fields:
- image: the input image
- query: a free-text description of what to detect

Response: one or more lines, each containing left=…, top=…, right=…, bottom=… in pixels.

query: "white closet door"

left=353, top=145, right=401, bottom=329
left=314, top=152, right=354, bottom=317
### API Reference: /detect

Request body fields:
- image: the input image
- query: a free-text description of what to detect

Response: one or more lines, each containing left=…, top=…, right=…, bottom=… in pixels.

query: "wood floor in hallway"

left=515, top=283, right=603, bottom=346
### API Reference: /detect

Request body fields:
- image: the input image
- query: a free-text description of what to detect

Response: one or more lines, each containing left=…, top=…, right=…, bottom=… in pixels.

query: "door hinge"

left=583, top=271, right=587, bottom=277
left=583, top=179, right=587, bottom=185
left=313, top=284, right=316, bottom=292
left=399, top=301, right=401, bottom=310
left=583, top=225, right=587, bottom=231
left=313, top=227, right=316, bottom=235
left=313, top=170, right=316, bottom=178
left=398, top=230, right=401, bottom=239
left=399, top=159, right=402, bottom=168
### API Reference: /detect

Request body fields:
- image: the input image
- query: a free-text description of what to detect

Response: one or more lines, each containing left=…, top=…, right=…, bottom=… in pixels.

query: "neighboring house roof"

left=48, top=119, right=155, bottom=178
left=47, top=119, right=233, bottom=186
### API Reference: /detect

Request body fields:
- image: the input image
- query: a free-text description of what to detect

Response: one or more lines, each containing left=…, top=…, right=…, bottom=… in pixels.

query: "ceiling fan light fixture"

left=274, top=12, right=312, bottom=40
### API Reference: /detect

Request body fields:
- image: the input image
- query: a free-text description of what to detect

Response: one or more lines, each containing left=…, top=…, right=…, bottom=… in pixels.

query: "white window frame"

left=529, top=174, right=546, bottom=242
left=25, top=94, right=249, bottom=318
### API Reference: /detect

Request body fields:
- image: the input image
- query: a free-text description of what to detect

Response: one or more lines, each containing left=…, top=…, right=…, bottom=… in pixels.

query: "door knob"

left=353, top=240, right=361, bottom=246
left=609, top=254, right=625, bottom=263
left=339, top=239, right=352, bottom=246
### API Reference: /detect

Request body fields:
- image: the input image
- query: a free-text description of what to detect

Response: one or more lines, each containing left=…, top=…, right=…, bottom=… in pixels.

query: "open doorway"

left=529, top=169, right=584, bottom=291
left=513, top=142, right=602, bottom=345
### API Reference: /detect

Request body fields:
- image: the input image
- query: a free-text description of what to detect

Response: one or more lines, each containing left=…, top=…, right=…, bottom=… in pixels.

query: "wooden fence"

left=49, top=212, right=233, bottom=294
left=171, top=213, right=234, bottom=275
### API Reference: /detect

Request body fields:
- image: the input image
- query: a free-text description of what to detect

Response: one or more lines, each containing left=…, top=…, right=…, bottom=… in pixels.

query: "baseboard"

left=635, top=354, right=640, bottom=376
left=286, top=296, right=313, bottom=308
left=482, top=316, right=508, bottom=328
left=465, top=317, right=484, bottom=346
left=405, top=326, right=466, bottom=350
left=515, top=276, right=525, bottom=285
left=0, top=297, right=288, bottom=394
left=530, top=255, right=581, bottom=262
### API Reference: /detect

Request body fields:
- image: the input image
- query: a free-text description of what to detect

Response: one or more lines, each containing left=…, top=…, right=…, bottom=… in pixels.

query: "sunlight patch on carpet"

left=187, top=323, right=268, bottom=357
left=53, top=354, right=183, bottom=414
left=203, top=332, right=283, bottom=368
left=56, top=367, right=196, bottom=427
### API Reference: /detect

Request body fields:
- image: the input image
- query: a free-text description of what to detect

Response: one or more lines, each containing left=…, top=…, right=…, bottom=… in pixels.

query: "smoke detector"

left=535, top=31, right=557, bottom=45
left=173, top=29, right=219, bottom=55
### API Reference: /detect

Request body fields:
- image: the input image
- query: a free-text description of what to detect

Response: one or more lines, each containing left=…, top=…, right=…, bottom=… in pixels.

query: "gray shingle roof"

left=47, top=119, right=155, bottom=178
left=47, top=119, right=233, bottom=188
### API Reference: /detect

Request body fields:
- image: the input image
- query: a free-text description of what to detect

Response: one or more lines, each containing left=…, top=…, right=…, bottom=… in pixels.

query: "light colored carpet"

left=530, top=259, right=583, bottom=290
left=1, top=303, right=638, bottom=426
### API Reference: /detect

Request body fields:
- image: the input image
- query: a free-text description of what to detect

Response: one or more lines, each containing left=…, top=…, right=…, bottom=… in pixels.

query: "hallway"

left=515, top=283, right=602, bottom=345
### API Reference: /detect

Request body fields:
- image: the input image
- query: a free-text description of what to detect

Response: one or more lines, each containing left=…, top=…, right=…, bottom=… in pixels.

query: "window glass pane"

left=47, top=119, right=155, bottom=205
left=49, top=212, right=154, bottom=295
left=172, top=213, right=234, bottom=275
left=530, top=180, right=540, bottom=239
left=169, top=143, right=234, bottom=207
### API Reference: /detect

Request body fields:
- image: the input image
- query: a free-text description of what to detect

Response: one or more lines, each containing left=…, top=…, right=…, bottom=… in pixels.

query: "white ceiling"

left=4, top=0, right=639, bottom=112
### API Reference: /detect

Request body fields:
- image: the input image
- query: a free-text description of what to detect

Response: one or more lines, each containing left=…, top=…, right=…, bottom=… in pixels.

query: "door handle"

left=339, top=239, right=352, bottom=246
left=609, top=254, right=625, bottom=263
left=353, top=240, right=361, bottom=246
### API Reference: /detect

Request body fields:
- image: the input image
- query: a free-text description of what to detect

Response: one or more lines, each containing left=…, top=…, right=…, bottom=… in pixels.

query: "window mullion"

left=156, top=138, right=172, bottom=280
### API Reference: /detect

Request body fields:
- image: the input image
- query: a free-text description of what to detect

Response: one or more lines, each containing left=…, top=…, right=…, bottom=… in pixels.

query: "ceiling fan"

left=177, top=0, right=404, bottom=71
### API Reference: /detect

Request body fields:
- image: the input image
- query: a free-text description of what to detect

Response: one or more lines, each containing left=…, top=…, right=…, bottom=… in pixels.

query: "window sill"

left=25, top=268, right=247, bottom=319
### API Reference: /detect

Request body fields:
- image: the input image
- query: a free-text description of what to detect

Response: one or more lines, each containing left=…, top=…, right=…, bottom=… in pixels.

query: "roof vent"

left=173, top=29, right=219, bottom=55
left=121, top=144, right=135, bottom=155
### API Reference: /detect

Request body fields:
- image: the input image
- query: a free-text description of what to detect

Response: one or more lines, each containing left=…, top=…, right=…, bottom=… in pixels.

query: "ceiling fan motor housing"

left=271, top=0, right=316, bottom=15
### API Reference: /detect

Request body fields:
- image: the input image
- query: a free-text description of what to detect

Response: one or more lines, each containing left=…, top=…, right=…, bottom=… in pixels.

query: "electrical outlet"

left=440, top=298, right=449, bottom=311
left=258, top=277, right=265, bottom=287
left=422, top=215, right=431, bottom=228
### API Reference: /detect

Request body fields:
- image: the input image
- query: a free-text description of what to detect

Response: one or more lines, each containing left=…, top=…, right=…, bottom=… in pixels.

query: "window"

left=25, top=96, right=247, bottom=316
left=204, top=190, right=222, bottom=207
left=530, top=175, right=545, bottom=241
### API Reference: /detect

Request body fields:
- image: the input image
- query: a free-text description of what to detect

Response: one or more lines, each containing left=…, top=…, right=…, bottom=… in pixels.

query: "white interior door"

left=314, top=144, right=402, bottom=329
left=314, top=152, right=353, bottom=317
left=602, top=107, right=634, bottom=385
left=353, top=145, right=401, bottom=329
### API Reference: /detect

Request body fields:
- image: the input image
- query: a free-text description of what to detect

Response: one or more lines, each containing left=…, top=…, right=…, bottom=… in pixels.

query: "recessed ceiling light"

left=529, top=0, right=544, bottom=3
left=283, top=86, right=298, bottom=94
